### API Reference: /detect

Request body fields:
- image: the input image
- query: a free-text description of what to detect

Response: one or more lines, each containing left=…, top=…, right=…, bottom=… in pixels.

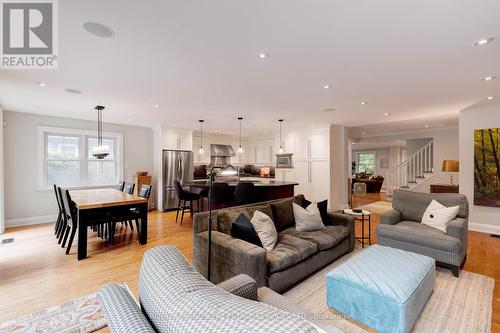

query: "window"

left=357, top=152, right=375, bottom=174
left=39, top=126, right=123, bottom=188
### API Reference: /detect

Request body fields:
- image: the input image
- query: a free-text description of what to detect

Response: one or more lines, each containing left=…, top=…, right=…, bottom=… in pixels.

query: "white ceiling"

left=1, top=0, right=499, bottom=136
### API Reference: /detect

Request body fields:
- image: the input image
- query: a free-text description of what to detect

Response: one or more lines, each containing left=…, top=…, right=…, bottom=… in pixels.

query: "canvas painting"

left=474, top=128, right=500, bottom=207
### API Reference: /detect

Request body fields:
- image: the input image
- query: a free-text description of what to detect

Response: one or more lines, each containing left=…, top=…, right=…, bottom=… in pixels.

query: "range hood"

left=210, top=144, right=235, bottom=157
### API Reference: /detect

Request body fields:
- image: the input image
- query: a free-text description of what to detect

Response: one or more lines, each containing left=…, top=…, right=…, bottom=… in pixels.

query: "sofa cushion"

left=245, top=204, right=274, bottom=225
left=231, top=213, right=262, bottom=247
left=266, top=234, right=318, bottom=273
left=270, top=196, right=303, bottom=232
left=282, top=225, right=349, bottom=251
left=302, top=199, right=329, bottom=224
left=377, top=221, right=462, bottom=252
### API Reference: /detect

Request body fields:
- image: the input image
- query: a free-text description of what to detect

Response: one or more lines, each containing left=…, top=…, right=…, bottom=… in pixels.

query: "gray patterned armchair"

left=98, top=246, right=343, bottom=333
left=377, top=190, right=469, bottom=277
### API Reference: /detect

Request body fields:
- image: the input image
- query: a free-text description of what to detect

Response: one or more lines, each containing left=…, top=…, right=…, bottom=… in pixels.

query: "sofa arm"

left=217, top=274, right=258, bottom=301
left=446, top=217, right=468, bottom=242
left=380, top=209, right=401, bottom=225
left=193, top=230, right=268, bottom=287
left=326, top=212, right=355, bottom=250
left=98, top=284, right=155, bottom=333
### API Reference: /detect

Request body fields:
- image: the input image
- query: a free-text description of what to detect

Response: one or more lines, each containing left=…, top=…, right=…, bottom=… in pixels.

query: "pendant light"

left=198, top=120, right=205, bottom=154
left=278, top=119, right=284, bottom=153
left=237, top=117, right=244, bottom=153
left=92, top=105, right=109, bottom=159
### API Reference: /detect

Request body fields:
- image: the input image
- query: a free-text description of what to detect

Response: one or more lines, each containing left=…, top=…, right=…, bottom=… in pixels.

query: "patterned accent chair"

left=98, top=246, right=344, bottom=333
left=377, top=190, right=469, bottom=277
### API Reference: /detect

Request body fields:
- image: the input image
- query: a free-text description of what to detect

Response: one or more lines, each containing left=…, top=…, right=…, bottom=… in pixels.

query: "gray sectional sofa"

left=98, top=246, right=344, bottom=333
left=377, top=190, right=469, bottom=277
left=192, top=195, right=355, bottom=292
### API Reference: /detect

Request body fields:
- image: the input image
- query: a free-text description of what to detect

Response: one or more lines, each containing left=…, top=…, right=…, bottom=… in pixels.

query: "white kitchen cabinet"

left=310, top=131, right=329, bottom=159
left=294, top=160, right=311, bottom=199
left=247, top=137, right=275, bottom=164
left=163, top=128, right=192, bottom=151
left=310, top=160, right=330, bottom=201
left=294, top=132, right=310, bottom=159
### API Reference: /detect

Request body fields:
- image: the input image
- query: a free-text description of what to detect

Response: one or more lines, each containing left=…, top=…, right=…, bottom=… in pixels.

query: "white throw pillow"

left=250, top=210, right=278, bottom=251
left=293, top=202, right=325, bottom=232
left=421, top=199, right=459, bottom=232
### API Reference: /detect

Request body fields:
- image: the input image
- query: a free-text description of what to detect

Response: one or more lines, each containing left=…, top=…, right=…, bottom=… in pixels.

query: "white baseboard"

left=469, top=222, right=500, bottom=236
left=5, top=214, right=57, bottom=228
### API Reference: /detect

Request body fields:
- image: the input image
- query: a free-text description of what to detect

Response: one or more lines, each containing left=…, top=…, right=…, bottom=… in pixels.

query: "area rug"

left=284, top=250, right=495, bottom=333
left=358, top=200, right=393, bottom=215
left=0, top=292, right=106, bottom=333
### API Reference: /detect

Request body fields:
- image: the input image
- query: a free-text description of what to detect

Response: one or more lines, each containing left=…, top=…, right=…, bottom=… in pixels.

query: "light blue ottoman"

left=326, top=245, right=435, bottom=333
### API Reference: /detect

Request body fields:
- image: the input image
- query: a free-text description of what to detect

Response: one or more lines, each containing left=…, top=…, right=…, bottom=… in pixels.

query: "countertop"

left=186, top=179, right=298, bottom=187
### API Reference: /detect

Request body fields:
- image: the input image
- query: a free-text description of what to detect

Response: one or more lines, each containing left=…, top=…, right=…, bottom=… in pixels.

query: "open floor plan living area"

left=1, top=1, right=500, bottom=332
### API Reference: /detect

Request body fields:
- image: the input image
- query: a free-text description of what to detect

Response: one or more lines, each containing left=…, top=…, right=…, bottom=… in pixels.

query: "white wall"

left=330, top=125, right=349, bottom=210
left=3, top=111, right=153, bottom=227
left=459, top=104, right=500, bottom=234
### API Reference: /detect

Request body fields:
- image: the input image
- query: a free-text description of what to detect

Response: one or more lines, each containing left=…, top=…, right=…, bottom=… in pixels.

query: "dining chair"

left=53, top=184, right=64, bottom=237
left=234, top=182, right=258, bottom=205
left=108, top=184, right=152, bottom=244
left=56, top=186, right=68, bottom=244
left=118, top=181, right=126, bottom=192
left=174, top=180, right=200, bottom=225
left=123, top=182, right=135, bottom=195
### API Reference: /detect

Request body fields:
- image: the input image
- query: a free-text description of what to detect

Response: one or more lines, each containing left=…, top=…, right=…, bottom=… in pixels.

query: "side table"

left=343, top=209, right=371, bottom=248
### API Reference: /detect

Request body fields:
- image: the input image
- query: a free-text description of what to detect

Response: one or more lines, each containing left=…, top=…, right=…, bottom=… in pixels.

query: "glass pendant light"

left=237, top=117, right=244, bottom=153
left=278, top=119, right=284, bottom=153
left=92, top=105, right=109, bottom=159
left=198, top=120, right=205, bottom=154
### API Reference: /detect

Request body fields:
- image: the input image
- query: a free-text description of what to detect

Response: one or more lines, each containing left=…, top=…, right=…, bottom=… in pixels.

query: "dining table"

left=70, top=188, right=148, bottom=260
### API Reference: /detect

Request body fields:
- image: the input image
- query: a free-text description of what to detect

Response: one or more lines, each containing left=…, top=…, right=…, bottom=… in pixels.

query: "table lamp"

left=442, top=160, right=459, bottom=185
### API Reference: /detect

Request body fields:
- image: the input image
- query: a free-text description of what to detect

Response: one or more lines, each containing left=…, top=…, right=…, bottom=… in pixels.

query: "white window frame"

left=356, top=151, right=376, bottom=174
left=37, top=126, right=123, bottom=190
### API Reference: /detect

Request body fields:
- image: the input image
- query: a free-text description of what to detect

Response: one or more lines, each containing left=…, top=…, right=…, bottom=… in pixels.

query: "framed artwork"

left=380, top=158, right=389, bottom=169
left=474, top=128, right=500, bottom=207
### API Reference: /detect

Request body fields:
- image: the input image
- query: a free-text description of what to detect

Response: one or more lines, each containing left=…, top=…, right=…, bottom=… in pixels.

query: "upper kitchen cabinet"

left=248, top=137, right=275, bottom=165
left=294, top=129, right=329, bottom=160
left=163, top=127, right=193, bottom=151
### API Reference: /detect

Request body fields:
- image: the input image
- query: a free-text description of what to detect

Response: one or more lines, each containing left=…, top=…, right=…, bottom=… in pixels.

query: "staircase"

left=386, top=141, right=435, bottom=195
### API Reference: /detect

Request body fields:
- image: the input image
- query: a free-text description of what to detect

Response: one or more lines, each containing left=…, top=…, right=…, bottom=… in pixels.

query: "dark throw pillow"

left=231, top=213, right=262, bottom=247
left=271, top=197, right=303, bottom=232
left=302, top=198, right=329, bottom=224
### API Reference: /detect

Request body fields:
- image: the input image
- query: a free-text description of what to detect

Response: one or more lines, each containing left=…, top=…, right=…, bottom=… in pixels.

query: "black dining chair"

left=174, top=180, right=201, bottom=225
left=210, top=182, right=234, bottom=209
left=123, top=182, right=135, bottom=195
left=53, top=184, right=64, bottom=237
left=55, top=186, right=68, bottom=244
left=118, top=181, right=126, bottom=192
left=234, top=182, right=258, bottom=205
left=108, top=184, right=152, bottom=244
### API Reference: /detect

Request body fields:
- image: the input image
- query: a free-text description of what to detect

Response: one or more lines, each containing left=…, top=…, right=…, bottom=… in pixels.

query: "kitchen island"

left=185, top=179, right=298, bottom=211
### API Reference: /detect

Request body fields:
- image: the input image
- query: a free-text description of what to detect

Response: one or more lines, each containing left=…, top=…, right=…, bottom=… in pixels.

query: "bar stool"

left=210, top=182, right=234, bottom=210
left=174, top=180, right=201, bottom=225
left=234, top=182, right=258, bottom=205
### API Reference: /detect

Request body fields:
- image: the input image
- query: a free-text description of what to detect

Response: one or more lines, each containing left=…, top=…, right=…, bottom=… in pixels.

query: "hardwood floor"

left=0, top=194, right=499, bottom=332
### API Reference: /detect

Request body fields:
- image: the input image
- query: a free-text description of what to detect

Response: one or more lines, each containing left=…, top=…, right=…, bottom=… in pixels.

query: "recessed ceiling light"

left=362, top=131, right=366, bottom=135
left=323, top=84, right=331, bottom=89
left=361, top=102, right=367, bottom=106
left=323, top=108, right=335, bottom=112
left=425, top=124, right=429, bottom=128
left=36, top=106, right=45, bottom=110
left=83, top=22, right=115, bottom=38
left=258, top=53, right=269, bottom=59
left=127, top=118, right=131, bottom=122
left=487, top=96, right=495, bottom=100
left=384, top=112, right=390, bottom=116
left=36, top=82, right=47, bottom=87
left=473, top=38, right=494, bottom=46
left=483, top=76, right=496, bottom=81
left=154, top=104, right=159, bottom=109
left=65, top=88, right=82, bottom=94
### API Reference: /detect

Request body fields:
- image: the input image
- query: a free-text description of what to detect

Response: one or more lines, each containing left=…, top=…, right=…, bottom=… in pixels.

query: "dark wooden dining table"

left=70, top=188, right=148, bottom=260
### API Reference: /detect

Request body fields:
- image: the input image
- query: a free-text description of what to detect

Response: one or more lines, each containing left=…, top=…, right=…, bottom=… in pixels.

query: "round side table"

left=343, top=209, right=371, bottom=248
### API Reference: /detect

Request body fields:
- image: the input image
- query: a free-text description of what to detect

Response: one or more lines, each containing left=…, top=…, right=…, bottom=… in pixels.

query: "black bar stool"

left=234, top=182, right=258, bottom=205
left=210, top=182, right=234, bottom=210
left=174, top=181, right=201, bottom=225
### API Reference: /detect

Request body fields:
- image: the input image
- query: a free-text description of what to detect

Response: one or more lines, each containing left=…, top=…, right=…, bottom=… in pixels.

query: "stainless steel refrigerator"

left=162, top=150, right=194, bottom=211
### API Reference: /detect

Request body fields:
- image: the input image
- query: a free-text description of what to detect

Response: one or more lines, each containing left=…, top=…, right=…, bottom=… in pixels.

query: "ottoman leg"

left=451, top=266, right=460, bottom=278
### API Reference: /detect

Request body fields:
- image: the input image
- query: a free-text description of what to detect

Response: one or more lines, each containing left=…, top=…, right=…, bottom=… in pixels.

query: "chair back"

left=392, top=189, right=469, bottom=222
left=118, top=181, right=125, bottom=191
left=211, top=182, right=233, bottom=205
left=138, top=184, right=152, bottom=199
left=123, top=182, right=135, bottom=194
left=53, top=184, right=63, bottom=212
left=59, top=188, right=77, bottom=229
left=353, top=182, right=367, bottom=196
left=234, top=182, right=257, bottom=205
left=174, top=180, right=185, bottom=200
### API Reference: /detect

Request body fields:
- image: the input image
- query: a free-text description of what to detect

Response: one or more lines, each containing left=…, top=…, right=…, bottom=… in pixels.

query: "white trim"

left=37, top=126, right=124, bottom=189
left=469, top=222, right=500, bottom=236
left=5, top=214, right=58, bottom=228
